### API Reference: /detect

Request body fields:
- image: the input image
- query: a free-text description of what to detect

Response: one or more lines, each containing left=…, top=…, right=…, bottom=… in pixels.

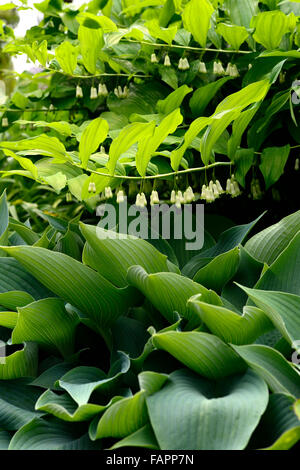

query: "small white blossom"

left=104, top=186, right=113, bottom=199
left=199, top=62, right=207, bottom=74
left=170, top=190, right=176, bottom=204
left=88, top=182, right=97, bottom=193
left=164, top=54, right=171, bottom=67
left=136, top=193, right=147, bottom=207
left=295, top=158, right=299, bottom=171
left=90, top=86, right=98, bottom=99
left=1, top=117, right=8, bottom=127
left=216, top=180, right=224, bottom=194
left=226, top=63, right=239, bottom=77
left=150, top=190, right=160, bottom=205
left=175, top=195, right=182, bottom=209
left=151, top=53, right=158, bottom=63
left=76, top=85, right=83, bottom=98
left=178, top=58, right=189, bottom=71
left=114, top=85, right=129, bottom=99
left=49, top=104, right=55, bottom=111
left=98, top=83, right=108, bottom=97
left=213, top=61, right=225, bottom=75
left=117, top=190, right=125, bottom=203
left=184, top=186, right=195, bottom=203
left=201, top=185, right=207, bottom=200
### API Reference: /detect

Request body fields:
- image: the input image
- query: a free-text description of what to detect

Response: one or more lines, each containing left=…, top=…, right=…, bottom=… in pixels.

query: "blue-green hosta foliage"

left=0, top=190, right=299, bottom=450
left=0, top=0, right=299, bottom=210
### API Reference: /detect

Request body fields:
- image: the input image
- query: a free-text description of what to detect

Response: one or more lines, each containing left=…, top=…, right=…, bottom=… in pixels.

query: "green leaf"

left=110, top=424, right=159, bottom=449
left=252, top=11, right=289, bottom=50
left=225, top=0, right=259, bottom=28
left=0, top=342, right=38, bottom=380
left=245, top=210, right=300, bottom=264
left=146, top=19, right=177, bottom=45
left=0, top=379, right=44, bottom=431
left=216, top=23, right=249, bottom=50
left=9, top=418, right=100, bottom=450
left=0, top=291, right=34, bottom=310
left=108, top=121, right=155, bottom=174
left=157, top=85, right=193, bottom=115
left=259, top=145, right=290, bottom=189
left=35, top=389, right=117, bottom=422
left=231, top=148, right=254, bottom=187
left=81, top=223, right=170, bottom=287
left=78, top=25, right=104, bottom=74
left=254, top=231, right=300, bottom=295
left=2, top=246, right=136, bottom=334
left=152, top=331, right=246, bottom=379
left=239, top=285, right=300, bottom=346
left=136, top=109, right=183, bottom=176
left=254, top=394, right=300, bottom=450
left=232, top=344, right=300, bottom=398
left=193, top=247, right=240, bottom=292
left=188, top=299, right=272, bottom=345
left=58, top=355, right=130, bottom=406
left=79, top=118, right=109, bottom=169
left=182, top=0, right=214, bottom=47
left=189, top=77, right=233, bottom=117
left=0, top=135, right=66, bottom=161
left=12, top=298, right=79, bottom=358
left=55, top=41, right=77, bottom=75
left=147, top=369, right=268, bottom=449
left=127, top=266, right=221, bottom=324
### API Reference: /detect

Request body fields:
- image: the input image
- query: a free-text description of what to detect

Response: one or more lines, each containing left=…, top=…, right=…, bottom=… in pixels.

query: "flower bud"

left=170, top=190, right=176, bottom=204
left=199, top=62, right=207, bottom=73
left=117, top=190, right=125, bottom=203
left=150, top=190, right=159, bottom=205
left=164, top=54, right=171, bottom=67
left=90, top=86, right=97, bottom=99
left=88, top=182, right=97, bottom=193
left=213, top=61, right=225, bottom=75
left=105, top=186, right=113, bottom=199
left=151, top=53, right=158, bottom=63
left=76, top=85, right=83, bottom=98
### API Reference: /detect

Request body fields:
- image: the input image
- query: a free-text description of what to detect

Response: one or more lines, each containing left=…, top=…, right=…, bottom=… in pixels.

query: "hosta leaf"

left=254, top=231, right=300, bottom=295
left=193, top=247, right=240, bottom=292
left=0, top=379, right=43, bottom=431
left=253, top=394, right=300, bottom=450
left=2, top=246, right=136, bottom=333
left=188, top=299, right=272, bottom=345
left=152, top=331, right=246, bottom=379
left=90, top=371, right=167, bottom=440
left=108, top=121, right=155, bottom=174
left=89, top=391, right=148, bottom=440
left=216, top=23, right=249, bottom=50
left=78, top=25, right=103, bottom=74
left=35, top=389, right=117, bottom=422
left=239, top=285, right=300, bottom=346
left=0, top=190, right=8, bottom=246
left=259, top=145, right=290, bottom=189
left=147, top=369, right=268, bottom=450
left=110, top=424, right=159, bottom=450
left=12, top=298, right=79, bottom=358
left=182, top=214, right=264, bottom=278
left=0, top=430, right=10, bottom=450
left=136, top=109, right=183, bottom=177
left=55, top=41, right=77, bottom=75
left=0, top=342, right=38, bottom=380
left=9, top=418, right=99, bottom=450
left=232, top=344, right=300, bottom=398
left=245, top=210, right=300, bottom=264
left=157, top=85, right=193, bottom=115
left=252, top=11, right=289, bottom=50
left=127, top=266, right=221, bottom=324
left=182, top=0, right=214, bottom=47
left=81, top=223, right=170, bottom=287
left=0, top=311, right=18, bottom=329
left=58, top=354, right=130, bottom=406
left=79, top=118, right=109, bottom=169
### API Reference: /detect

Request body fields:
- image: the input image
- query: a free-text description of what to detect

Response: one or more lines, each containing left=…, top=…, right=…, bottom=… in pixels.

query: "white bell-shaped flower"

left=164, top=54, right=171, bottom=67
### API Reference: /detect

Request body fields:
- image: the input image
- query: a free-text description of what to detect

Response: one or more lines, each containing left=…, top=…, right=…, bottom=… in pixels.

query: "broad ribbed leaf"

left=157, top=85, right=192, bottom=115
left=216, top=23, right=249, bottom=50
left=110, top=424, right=159, bottom=450
left=188, top=299, right=272, bottom=345
left=259, top=145, right=290, bottom=189
left=182, top=0, right=214, bottom=47
left=127, top=266, right=221, bottom=324
left=0, top=290, right=34, bottom=310
left=232, top=344, right=300, bottom=398
left=2, top=246, right=135, bottom=332
left=252, top=11, right=289, bottom=50
left=0, top=379, right=43, bottom=430
left=78, top=25, right=103, bottom=74
left=55, top=41, right=77, bottom=75
left=239, top=285, right=300, bottom=346
left=80, top=223, right=170, bottom=287
left=152, top=331, right=246, bottom=379
left=0, top=342, right=38, bottom=380
left=147, top=369, right=268, bottom=450
left=12, top=298, right=79, bottom=358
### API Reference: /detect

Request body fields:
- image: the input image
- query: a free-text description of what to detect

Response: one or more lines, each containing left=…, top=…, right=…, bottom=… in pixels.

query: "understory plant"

left=0, top=189, right=299, bottom=450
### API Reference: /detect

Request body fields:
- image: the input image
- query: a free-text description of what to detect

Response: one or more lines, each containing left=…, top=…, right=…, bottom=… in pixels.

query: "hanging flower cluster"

left=201, top=180, right=224, bottom=203
left=226, top=175, right=241, bottom=198
left=178, top=58, right=190, bottom=71
left=76, top=84, right=108, bottom=99
left=114, top=85, right=129, bottom=99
